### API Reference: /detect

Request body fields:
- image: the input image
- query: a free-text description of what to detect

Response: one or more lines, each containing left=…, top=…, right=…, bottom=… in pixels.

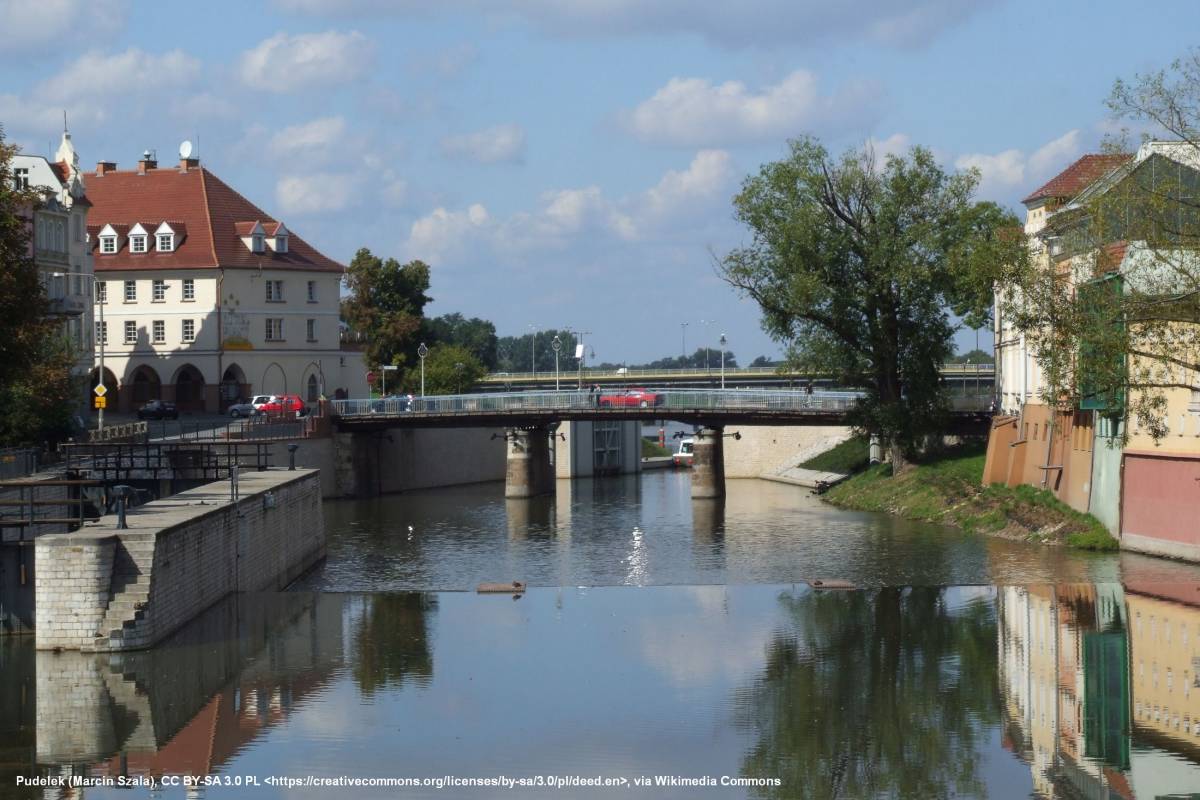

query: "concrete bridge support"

left=505, top=426, right=555, bottom=499
left=691, top=426, right=726, bottom=499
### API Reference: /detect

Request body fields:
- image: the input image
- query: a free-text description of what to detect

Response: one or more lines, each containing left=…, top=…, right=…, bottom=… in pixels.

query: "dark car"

left=137, top=399, right=178, bottom=420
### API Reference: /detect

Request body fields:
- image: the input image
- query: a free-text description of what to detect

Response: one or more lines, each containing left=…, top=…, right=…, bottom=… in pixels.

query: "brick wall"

left=33, top=534, right=117, bottom=650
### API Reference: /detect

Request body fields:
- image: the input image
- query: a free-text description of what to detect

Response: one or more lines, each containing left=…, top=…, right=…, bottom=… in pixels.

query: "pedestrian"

left=592, top=384, right=601, bottom=407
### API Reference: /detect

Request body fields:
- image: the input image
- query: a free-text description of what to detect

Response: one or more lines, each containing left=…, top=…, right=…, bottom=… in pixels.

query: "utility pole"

left=575, top=329, right=592, bottom=389
left=680, top=322, right=688, bottom=362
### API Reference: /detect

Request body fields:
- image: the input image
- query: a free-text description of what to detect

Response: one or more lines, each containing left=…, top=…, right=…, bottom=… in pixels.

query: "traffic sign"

left=93, top=383, right=107, bottom=397
left=94, top=396, right=107, bottom=409
left=366, top=371, right=376, bottom=384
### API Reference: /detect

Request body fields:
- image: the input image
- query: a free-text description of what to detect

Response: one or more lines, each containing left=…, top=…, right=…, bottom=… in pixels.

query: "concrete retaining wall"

left=329, top=428, right=507, bottom=497
left=722, top=425, right=852, bottom=478
left=34, top=469, right=323, bottom=652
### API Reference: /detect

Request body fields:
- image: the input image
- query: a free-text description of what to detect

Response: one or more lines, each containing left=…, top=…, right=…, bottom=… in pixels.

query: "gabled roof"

left=84, top=166, right=344, bottom=273
left=1022, top=154, right=1131, bottom=206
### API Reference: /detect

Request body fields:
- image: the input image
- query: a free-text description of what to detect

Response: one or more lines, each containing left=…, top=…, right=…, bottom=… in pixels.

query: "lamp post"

left=719, top=333, right=727, bottom=389
left=528, top=324, right=537, bottom=377
left=454, top=361, right=465, bottom=394
left=574, top=329, right=592, bottom=389
left=699, top=319, right=719, bottom=372
left=680, top=322, right=688, bottom=362
left=53, top=270, right=102, bottom=431
left=417, top=342, right=428, bottom=396
left=552, top=335, right=562, bottom=391
left=381, top=364, right=398, bottom=396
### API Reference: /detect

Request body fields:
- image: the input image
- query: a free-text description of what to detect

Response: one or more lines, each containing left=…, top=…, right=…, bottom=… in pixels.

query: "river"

left=5, top=472, right=1200, bottom=799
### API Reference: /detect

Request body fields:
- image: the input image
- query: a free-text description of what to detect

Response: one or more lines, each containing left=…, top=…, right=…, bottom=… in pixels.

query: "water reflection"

left=5, top=583, right=1200, bottom=798
left=305, top=473, right=1200, bottom=591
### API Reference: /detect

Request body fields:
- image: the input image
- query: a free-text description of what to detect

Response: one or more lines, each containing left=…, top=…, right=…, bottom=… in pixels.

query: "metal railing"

left=481, top=363, right=995, bottom=382
left=0, top=448, right=39, bottom=480
left=334, top=389, right=997, bottom=419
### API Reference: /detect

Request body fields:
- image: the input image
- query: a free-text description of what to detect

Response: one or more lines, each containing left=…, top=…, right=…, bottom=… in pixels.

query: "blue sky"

left=3, top=0, right=1198, bottom=363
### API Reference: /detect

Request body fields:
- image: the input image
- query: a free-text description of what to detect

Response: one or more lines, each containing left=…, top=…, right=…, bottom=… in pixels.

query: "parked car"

left=599, top=387, right=663, bottom=408
left=136, top=399, right=178, bottom=420
left=249, top=394, right=274, bottom=411
left=227, top=400, right=261, bottom=418
left=258, top=394, right=308, bottom=417
left=371, top=394, right=412, bottom=413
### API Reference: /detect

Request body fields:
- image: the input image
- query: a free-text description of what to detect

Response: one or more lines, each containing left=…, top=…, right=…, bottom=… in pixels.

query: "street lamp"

left=552, top=335, right=562, bottom=391
left=699, top=319, right=719, bottom=372
left=528, top=324, right=537, bottom=377
left=381, top=364, right=398, bottom=396
left=680, top=322, right=689, bottom=362
left=454, top=361, right=465, bottom=394
left=719, top=333, right=727, bottom=389
left=53, top=270, right=102, bottom=432
left=417, top=342, right=428, bottom=396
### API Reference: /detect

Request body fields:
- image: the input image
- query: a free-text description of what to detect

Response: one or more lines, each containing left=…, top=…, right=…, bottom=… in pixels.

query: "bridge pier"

left=505, top=425, right=555, bottom=499
left=690, top=426, right=726, bottom=499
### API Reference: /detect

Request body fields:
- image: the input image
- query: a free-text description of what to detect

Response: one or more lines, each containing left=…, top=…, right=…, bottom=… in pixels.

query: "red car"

left=258, top=394, right=308, bottom=417
left=598, top=387, right=663, bottom=408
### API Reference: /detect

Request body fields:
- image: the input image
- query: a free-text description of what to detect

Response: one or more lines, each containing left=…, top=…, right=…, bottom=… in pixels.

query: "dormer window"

left=100, top=236, right=117, bottom=254
left=237, top=221, right=267, bottom=253
left=275, top=234, right=288, bottom=253
left=252, top=233, right=264, bottom=253
left=131, top=235, right=147, bottom=253
left=154, top=221, right=178, bottom=252
left=266, top=222, right=289, bottom=253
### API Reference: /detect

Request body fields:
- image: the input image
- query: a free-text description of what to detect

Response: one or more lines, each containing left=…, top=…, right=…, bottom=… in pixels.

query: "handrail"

left=481, top=364, right=995, bottom=382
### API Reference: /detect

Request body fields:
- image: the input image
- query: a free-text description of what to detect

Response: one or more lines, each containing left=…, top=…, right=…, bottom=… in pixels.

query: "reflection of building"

left=12, top=129, right=95, bottom=415
left=83, top=151, right=365, bottom=413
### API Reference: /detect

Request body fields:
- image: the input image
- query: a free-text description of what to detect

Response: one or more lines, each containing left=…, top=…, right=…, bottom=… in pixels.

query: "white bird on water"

left=407, top=525, right=414, bottom=541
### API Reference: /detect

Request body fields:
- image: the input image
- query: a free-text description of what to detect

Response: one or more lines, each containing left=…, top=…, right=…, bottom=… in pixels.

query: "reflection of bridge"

left=333, top=389, right=993, bottom=500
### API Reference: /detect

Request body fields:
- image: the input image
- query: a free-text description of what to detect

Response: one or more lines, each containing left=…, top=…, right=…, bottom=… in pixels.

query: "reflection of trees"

left=351, top=594, right=437, bottom=696
left=735, top=588, right=1001, bottom=799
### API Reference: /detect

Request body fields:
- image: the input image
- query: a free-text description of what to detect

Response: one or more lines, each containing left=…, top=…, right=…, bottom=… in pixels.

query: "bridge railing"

left=481, top=364, right=995, bottom=382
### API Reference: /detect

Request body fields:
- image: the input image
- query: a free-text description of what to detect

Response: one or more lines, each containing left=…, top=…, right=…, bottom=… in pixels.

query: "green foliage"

left=799, top=435, right=870, bottom=474
left=0, top=126, right=78, bottom=446
left=418, top=344, right=487, bottom=395
left=825, top=443, right=1118, bottom=550
left=721, top=137, right=1023, bottom=471
left=640, top=438, right=672, bottom=458
left=495, top=329, right=578, bottom=372
left=423, top=312, right=498, bottom=370
left=341, top=249, right=432, bottom=381
left=945, top=348, right=992, bottom=365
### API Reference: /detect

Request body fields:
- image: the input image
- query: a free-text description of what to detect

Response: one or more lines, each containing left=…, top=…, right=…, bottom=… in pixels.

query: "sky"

left=2, top=0, right=1198, bottom=364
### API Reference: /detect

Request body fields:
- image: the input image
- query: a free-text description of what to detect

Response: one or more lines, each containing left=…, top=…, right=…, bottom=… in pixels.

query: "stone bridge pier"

left=691, top=426, right=726, bottom=499
left=505, top=425, right=556, bottom=499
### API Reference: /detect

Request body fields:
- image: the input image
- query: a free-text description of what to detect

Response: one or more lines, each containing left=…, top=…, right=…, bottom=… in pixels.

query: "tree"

left=946, top=348, right=992, bottom=365
left=721, top=138, right=1021, bottom=471
left=0, top=126, right=77, bottom=446
left=495, top=329, right=577, bottom=373
left=341, top=249, right=431, bottom=386
left=419, top=344, right=486, bottom=394
left=423, top=312, right=498, bottom=369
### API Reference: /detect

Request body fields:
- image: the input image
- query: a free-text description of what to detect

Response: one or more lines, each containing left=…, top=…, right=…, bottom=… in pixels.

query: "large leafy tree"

left=0, top=126, right=76, bottom=446
left=423, top=312, right=498, bottom=370
left=722, top=138, right=1021, bottom=470
left=418, top=344, right=487, bottom=395
left=341, top=249, right=432, bottom=383
left=495, top=329, right=578, bottom=373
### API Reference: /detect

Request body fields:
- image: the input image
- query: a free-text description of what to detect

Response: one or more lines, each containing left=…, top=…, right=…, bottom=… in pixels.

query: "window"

left=95, top=320, right=107, bottom=346
left=252, top=234, right=264, bottom=253
left=265, top=318, right=284, bottom=341
left=13, top=167, right=28, bottom=189
left=124, top=321, right=137, bottom=344
left=266, top=280, right=284, bottom=302
left=157, top=233, right=173, bottom=252
left=100, top=236, right=117, bottom=254
left=97, top=282, right=107, bottom=303
left=130, top=235, right=147, bottom=253
left=275, top=234, right=288, bottom=253
left=307, top=280, right=317, bottom=302
left=152, top=279, right=165, bottom=301
left=306, top=319, right=317, bottom=341
left=1190, top=387, right=1200, bottom=414
left=182, top=278, right=195, bottom=301
left=152, top=320, right=165, bottom=344
left=182, top=319, right=195, bottom=343
left=123, top=280, right=136, bottom=302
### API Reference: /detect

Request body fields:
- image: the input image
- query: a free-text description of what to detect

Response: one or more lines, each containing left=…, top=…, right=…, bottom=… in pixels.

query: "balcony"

left=47, top=295, right=88, bottom=316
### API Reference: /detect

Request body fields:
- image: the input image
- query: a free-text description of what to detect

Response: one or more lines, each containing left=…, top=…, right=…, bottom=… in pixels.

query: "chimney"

left=178, top=157, right=200, bottom=173
left=137, top=149, right=157, bottom=175
left=95, top=161, right=116, bottom=177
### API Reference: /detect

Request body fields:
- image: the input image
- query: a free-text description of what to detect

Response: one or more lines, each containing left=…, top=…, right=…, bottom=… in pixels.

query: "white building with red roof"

left=84, top=149, right=365, bottom=413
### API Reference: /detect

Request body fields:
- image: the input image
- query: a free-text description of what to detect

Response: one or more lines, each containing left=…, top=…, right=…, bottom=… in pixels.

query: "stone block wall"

left=34, top=470, right=324, bottom=652
left=722, top=425, right=852, bottom=478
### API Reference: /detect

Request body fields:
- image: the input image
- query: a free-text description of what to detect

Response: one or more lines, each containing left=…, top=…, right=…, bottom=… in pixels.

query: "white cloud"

left=406, top=204, right=491, bottom=262
left=440, top=123, right=526, bottom=164
left=0, top=0, right=128, bottom=56
left=276, top=173, right=359, bottom=214
left=867, top=133, right=912, bottom=163
left=270, top=116, right=348, bottom=161
left=239, top=30, right=374, bottom=92
left=622, top=70, right=880, bottom=147
left=642, top=149, right=734, bottom=217
left=955, top=129, right=1083, bottom=199
left=274, top=0, right=995, bottom=50
left=170, top=91, right=239, bottom=122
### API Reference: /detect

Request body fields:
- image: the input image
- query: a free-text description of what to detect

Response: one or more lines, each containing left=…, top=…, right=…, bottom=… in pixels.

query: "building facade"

left=83, top=152, right=365, bottom=413
left=12, top=130, right=95, bottom=415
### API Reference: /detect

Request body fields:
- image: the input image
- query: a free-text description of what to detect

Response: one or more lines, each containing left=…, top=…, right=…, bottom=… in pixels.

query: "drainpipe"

left=216, top=269, right=224, bottom=412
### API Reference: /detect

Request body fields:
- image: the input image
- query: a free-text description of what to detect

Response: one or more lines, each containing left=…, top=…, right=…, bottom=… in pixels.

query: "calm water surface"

left=297, top=471, right=1200, bottom=590
left=8, top=472, right=1200, bottom=799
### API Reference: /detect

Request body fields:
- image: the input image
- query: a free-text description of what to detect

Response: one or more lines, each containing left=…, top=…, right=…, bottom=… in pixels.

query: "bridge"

left=477, top=363, right=995, bottom=391
left=332, top=389, right=992, bottom=500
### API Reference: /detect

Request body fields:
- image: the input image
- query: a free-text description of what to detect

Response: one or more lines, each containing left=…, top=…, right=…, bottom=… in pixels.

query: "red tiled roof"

left=233, top=220, right=262, bottom=236
left=1022, top=153, right=1132, bottom=205
left=84, top=166, right=343, bottom=273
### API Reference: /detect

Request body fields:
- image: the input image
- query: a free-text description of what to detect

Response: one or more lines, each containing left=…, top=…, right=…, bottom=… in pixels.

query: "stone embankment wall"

left=722, top=425, right=852, bottom=479
left=34, top=469, right=323, bottom=652
left=328, top=427, right=507, bottom=497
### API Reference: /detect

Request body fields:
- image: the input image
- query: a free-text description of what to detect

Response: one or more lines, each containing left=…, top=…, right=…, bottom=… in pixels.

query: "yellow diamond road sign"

left=94, top=384, right=107, bottom=397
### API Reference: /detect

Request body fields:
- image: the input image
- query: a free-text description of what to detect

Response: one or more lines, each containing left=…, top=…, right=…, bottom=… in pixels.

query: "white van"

left=672, top=437, right=695, bottom=467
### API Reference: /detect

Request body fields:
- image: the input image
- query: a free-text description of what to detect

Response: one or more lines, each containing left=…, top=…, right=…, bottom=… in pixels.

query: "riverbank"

left=822, top=444, right=1118, bottom=551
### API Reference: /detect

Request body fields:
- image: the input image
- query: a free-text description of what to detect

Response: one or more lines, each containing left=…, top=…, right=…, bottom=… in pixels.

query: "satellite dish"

left=179, top=140, right=193, bottom=159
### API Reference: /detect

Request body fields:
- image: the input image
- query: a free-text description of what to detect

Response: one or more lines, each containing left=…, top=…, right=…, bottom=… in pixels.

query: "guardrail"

left=334, top=389, right=996, bottom=419
left=0, top=447, right=39, bottom=480
left=481, top=364, right=995, bottom=382
left=88, top=421, right=148, bottom=443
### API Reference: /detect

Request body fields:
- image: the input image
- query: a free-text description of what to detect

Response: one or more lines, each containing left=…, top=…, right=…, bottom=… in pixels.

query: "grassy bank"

left=799, top=435, right=870, bottom=473
left=823, top=443, right=1118, bottom=550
